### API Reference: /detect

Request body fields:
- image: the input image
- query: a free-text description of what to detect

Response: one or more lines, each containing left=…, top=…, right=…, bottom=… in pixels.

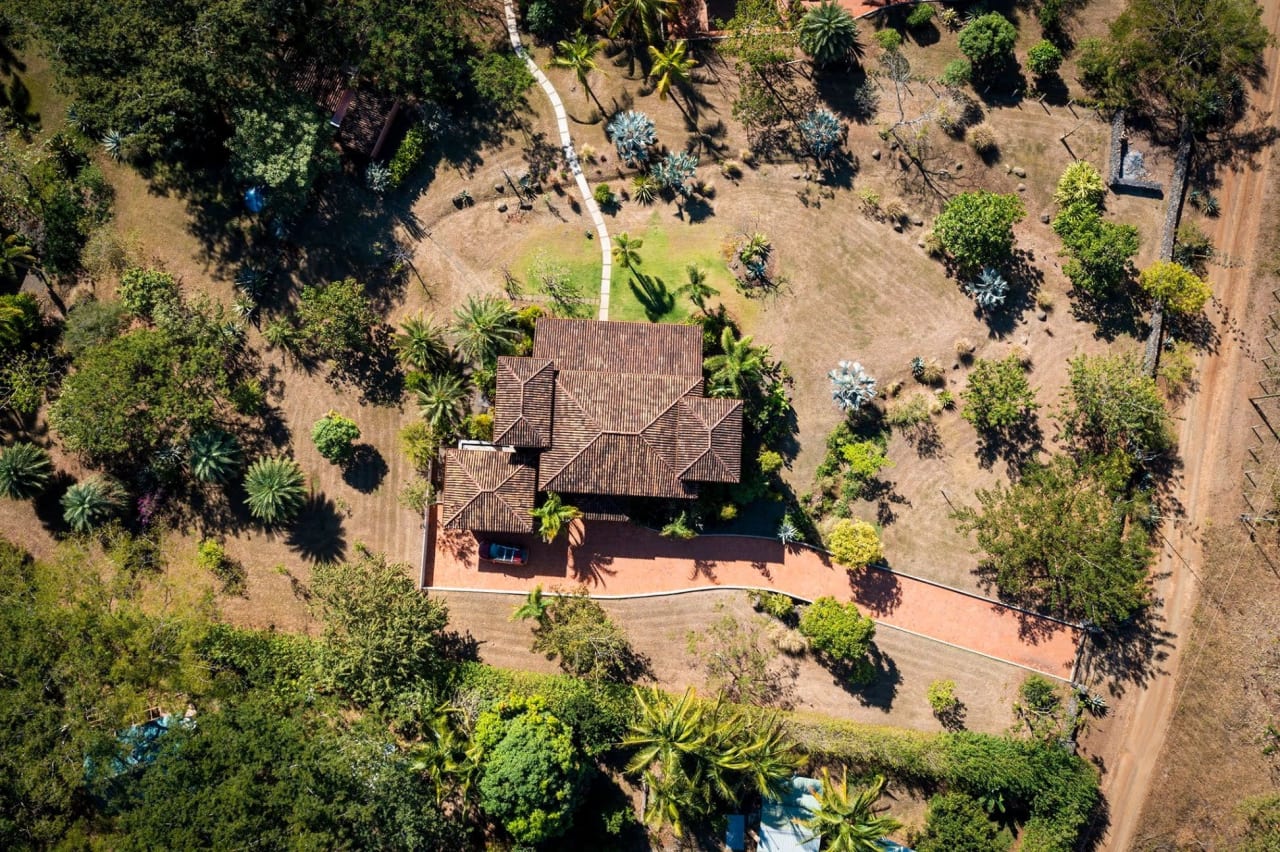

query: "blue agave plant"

left=606, top=111, right=657, bottom=166
left=798, top=108, right=843, bottom=159
left=829, top=360, right=878, bottom=413
left=651, top=151, right=699, bottom=196
left=964, top=266, right=1009, bottom=310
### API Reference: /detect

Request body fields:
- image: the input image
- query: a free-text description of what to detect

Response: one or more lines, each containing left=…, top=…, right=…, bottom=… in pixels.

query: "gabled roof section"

left=439, top=449, right=536, bottom=533
left=493, top=357, right=555, bottom=448
left=677, top=397, right=743, bottom=483
left=533, top=317, right=705, bottom=377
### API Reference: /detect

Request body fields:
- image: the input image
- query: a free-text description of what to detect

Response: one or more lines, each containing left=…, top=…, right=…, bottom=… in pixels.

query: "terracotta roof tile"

left=533, top=317, right=704, bottom=377
left=493, top=357, right=555, bottom=448
left=439, top=449, right=536, bottom=533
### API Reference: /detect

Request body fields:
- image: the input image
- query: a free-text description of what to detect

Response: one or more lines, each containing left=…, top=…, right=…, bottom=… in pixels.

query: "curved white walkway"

left=503, top=1, right=613, bottom=320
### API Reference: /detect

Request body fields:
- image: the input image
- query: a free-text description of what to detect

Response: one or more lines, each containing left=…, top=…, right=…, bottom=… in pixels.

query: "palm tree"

left=395, top=313, right=451, bottom=372
left=0, top=233, right=36, bottom=285
left=551, top=33, right=605, bottom=113
left=530, top=492, right=582, bottom=543
left=409, top=705, right=480, bottom=810
left=727, top=715, right=800, bottom=801
left=801, top=772, right=902, bottom=852
left=188, top=428, right=243, bottom=484
left=243, top=456, right=307, bottom=525
left=647, top=40, right=698, bottom=118
left=678, top=265, right=718, bottom=314
left=451, top=295, right=520, bottom=366
left=416, top=372, right=470, bottom=439
left=704, top=327, right=767, bottom=398
left=61, top=476, right=121, bottom=533
left=612, top=232, right=644, bottom=272
left=510, top=584, right=551, bottom=625
left=799, top=1, right=863, bottom=69
left=603, top=0, right=679, bottom=74
left=0, top=442, right=52, bottom=500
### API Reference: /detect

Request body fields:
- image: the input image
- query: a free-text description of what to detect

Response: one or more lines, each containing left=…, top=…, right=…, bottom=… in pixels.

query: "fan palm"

left=799, top=1, right=863, bottom=68
left=415, top=372, right=470, bottom=438
left=510, top=584, right=551, bottom=624
left=801, top=771, right=902, bottom=852
left=612, top=232, right=644, bottom=271
left=678, top=265, right=719, bottom=314
left=704, top=327, right=767, bottom=398
left=647, top=40, right=698, bottom=116
left=0, top=442, right=52, bottom=500
left=395, top=313, right=451, bottom=372
left=530, top=492, right=582, bottom=543
left=551, top=33, right=605, bottom=112
left=188, top=428, right=243, bottom=484
left=242, top=456, right=307, bottom=525
left=451, top=295, right=520, bottom=366
left=61, top=476, right=121, bottom=533
left=0, top=233, right=36, bottom=284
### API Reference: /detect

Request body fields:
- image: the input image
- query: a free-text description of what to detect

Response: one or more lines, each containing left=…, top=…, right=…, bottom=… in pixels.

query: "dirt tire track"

left=1095, top=0, right=1280, bottom=845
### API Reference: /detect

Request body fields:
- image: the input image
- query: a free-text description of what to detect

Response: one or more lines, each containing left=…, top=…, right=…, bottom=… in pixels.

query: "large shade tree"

left=933, top=192, right=1025, bottom=274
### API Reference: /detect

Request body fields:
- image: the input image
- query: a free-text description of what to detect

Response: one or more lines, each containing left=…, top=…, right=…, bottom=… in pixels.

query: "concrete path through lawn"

left=426, top=518, right=1082, bottom=680
left=503, top=0, right=613, bottom=320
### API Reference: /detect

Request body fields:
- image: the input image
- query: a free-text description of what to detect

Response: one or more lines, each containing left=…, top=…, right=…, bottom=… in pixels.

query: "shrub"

left=593, top=183, right=616, bottom=206
left=720, top=159, right=743, bottom=178
left=934, top=191, right=1025, bottom=273
left=398, top=476, right=434, bottom=513
left=1139, top=260, right=1211, bottom=315
left=906, top=3, right=936, bottom=28
left=961, top=354, right=1039, bottom=432
left=768, top=623, right=810, bottom=655
left=0, top=442, right=52, bottom=500
left=918, top=792, right=1011, bottom=852
left=62, top=298, right=127, bottom=358
left=311, top=412, right=361, bottom=464
left=400, top=422, right=437, bottom=471
left=798, top=596, right=876, bottom=684
left=197, top=538, right=245, bottom=595
left=918, top=358, right=946, bottom=385
left=230, top=378, right=267, bottom=415
left=927, top=679, right=961, bottom=718
left=825, top=517, right=883, bottom=569
left=940, top=59, right=973, bottom=87
left=966, top=123, right=998, bottom=155
left=388, top=127, right=427, bottom=188
left=119, top=267, right=179, bottom=319
left=885, top=393, right=934, bottom=428
left=874, top=28, right=903, bottom=51
left=1027, top=39, right=1064, bottom=76
left=750, top=589, right=797, bottom=621
left=1053, top=160, right=1107, bottom=208
left=954, top=337, right=977, bottom=360
left=958, top=13, right=1018, bottom=71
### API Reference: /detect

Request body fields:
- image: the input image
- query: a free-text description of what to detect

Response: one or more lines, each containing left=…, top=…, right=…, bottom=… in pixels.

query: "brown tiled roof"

left=439, top=449, right=536, bottom=532
left=493, top=357, right=555, bottom=448
left=676, top=397, right=744, bottom=483
left=533, top=318, right=704, bottom=377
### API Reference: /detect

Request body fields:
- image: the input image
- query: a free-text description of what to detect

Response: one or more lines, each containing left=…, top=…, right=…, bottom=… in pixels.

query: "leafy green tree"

left=1059, top=353, right=1173, bottom=457
left=704, top=326, right=766, bottom=398
left=825, top=518, right=883, bottom=570
left=958, top=13, right=1018, bottom=73
left=1138, top=260, right=1212, bottom=315
left=310, top=548, right=451, bottom=705
left=799, top=1, right=862, bottom=68
left=118, top=267, right=179, bottom=320
left=311, top=411, right=361, bottom=464
left=801, top=771, right=902, bottom=852
left=469, top=53, right=536, bottom=115
left=474, top=695, right=588, bottom=845
left=532, top=587, right=636, bottom=681
left=917, top=792, right=1011, bottom=852
left=612, top=232, right=644, bottom=271
left=294, top=278, right=379, bottom=361
left=327, top=0, right=474, bottom=102
left=451, top=295, right=519, bottom=366
left=953, top=453, right=1152, bottom=625
left=415, top=372, right=470, bottom=438
left=798, top=596, right=876, bottom=684
left=61, top=476, right=121, bottom=532
left=242, top=456, right=306, bottom=525
left=1077, top=0, right=1270, bottom=127
left=395, top=313, right=452, bottom=372
left=228, top=96, right=336, bottom=217
left=1052, top=203, right=1141, bottom=295
left=961, top=354, right=1039, bottom=433
left=1026, top=39, right=1063, bottom=76
left=0, top=442, right=52, bottom=500
left=1053, top=161, right=1107, bottom=208
left=187, top=428, right=243, bottom=484
left=552, top=33, right=605, bottom=111
left=933, top=192, right=1025, bottom=273
left=530, top=492, right=582, bottom=543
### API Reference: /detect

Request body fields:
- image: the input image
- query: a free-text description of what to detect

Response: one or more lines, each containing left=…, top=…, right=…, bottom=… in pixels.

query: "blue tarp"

left=244, top=186, right=266, bottom=213
left=726, top=814, right=746, bottom=851
left=760, top=776, right=822, bottom=852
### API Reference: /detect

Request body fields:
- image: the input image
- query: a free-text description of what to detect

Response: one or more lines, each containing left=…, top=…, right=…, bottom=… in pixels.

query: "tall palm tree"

left=704, top=327, right=767, bottom=398
left=799, top=1, right=863, bottom=69
left=242, top=456, right=307, bottom=525
left=647, top=40, right=698, bottom=117
left=801, top=772, right=902, bottom=852
left=451, top=295, right=520, bottom=366
left=395, top=313, right=451, bottom=372
left=409, top=705, right=480, bottom=810
left=530, top=492, right=582, bottom=543
left=61, top=476, right=121, bottom=533
left=603, top=0, right=679, bottom=74
left=188, top=428, right=243, bottom=484
left=0, top=442, right=52, bottom=500
left=726, top=714, right=800, bottom=801
left=612, top=232, right=644, bottom=272
left=510, top=584, right=551, bottom=625
left=678, top=265, right=718, bottom=314
left=415, top=372, right=470, bottom=439
left=0, top=233, right=36, bottom=285
left=551, top=33, right=606, bottom=113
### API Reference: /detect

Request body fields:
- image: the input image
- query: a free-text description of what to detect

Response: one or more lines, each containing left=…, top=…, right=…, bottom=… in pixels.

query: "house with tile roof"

left=438, top=318, right=744, bottom=533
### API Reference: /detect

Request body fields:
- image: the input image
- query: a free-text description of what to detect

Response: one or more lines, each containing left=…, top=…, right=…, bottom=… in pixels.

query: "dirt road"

left=1092, top=0, right=1280, bottom=845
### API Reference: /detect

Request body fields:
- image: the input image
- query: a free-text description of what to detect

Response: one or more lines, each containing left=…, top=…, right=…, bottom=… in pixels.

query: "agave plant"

left=829, top=361, right=877, bottom=413
left=651, top=151, right=699, bottom=196
left=100, top=130, right=126, bottom=162
left=0, top=442, right=52, bottom=500
left=366, top=161, right=391, bottom=193
left=798, top=108, right=844, bottom=159
left=607, top=110, right=657, bottom=166
left=189, top=428, right=244, bottom=484
left=631, top=174, right=659, bottom=204
left=910, top=356, right=925, bottom=379
left=62, top=476, right=122, bottom=533
left=963, top=266, right=1009, bottom=310
left=234, top=264, right=269, bottom=300
left=777, top=516, right=802, bottom=546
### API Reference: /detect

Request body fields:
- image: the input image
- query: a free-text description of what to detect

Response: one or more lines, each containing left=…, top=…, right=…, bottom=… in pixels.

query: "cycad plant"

left=243, top=456, right=307, bottom=525
left=510, top=584, right=551, bottom=625
left=0, top=234, right=37, bottom=284
left=799, top=1, right=862, bottom=68
left=188, top=428, right=243, bottom=484
left=416, top=372, right=470, bottom=439
left=530, top=492, right=582, bottom=543
left=800, top=771, right=902, bottom=852
left=62, top=476, right=122, bottom=533
left=395, top=313, right=452, bottom=372
left=451, top=295, right=520, bottom=366
left=0, top=442, right=52, bottom=500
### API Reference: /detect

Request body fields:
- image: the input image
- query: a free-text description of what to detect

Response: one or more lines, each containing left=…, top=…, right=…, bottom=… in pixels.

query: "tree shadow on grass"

left=285, top=493, right=347, bottom=564
left=976, top=416, right=1044, bottom=479
left=342, top=444, right=388, bottom=493
left=628, top=273, right=676, bottom=321
left=1077, top=607, right=1175, bottom=699
left=827, top=643, right=900, bottom=711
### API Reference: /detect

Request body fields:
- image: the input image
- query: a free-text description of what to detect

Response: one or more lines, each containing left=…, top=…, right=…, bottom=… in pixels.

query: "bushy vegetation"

left=934, top=192, right=1025, bottom=274
left=798, top=596, right=877, bottom=684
